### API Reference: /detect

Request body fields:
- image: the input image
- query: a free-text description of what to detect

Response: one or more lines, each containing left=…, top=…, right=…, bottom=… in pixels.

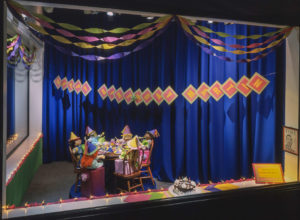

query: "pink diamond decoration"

left=114, top=87, right=124, bottom=104
left=81, top=81, right=92, bottom=96
left=162, top=86, right=178, bottom=105
left=107, top=85, right=116, bottom=101
left=221, top=78, right=237, bottom=98
left=54, top=76, right=61, bottom=89
left=182, top=85, right=198, bottom=104
left=208, top=81, right=224, bottom=101
left=124, top=88, right=134, bottom=105
left=67, top=79, right=74, bottom=93
left=134, top=89, right=143, bottom=106
left=236, top=76, right=252, bottom=97
left=142, top=88, right=153, bottom=106
left=98, top=84, right=108, bottom=100
left=61, top=77, right=68, bottom=91
left=74, top=79, right=82, bottom=94
left=197, top=82, right=210, bottom=102
left=247, top=72, right=269, bottom=94
left=152, top=87, right=164, bottom=105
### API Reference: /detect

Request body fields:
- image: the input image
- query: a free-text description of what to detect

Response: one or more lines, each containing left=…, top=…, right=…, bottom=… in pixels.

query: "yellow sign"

left=252, top=163, right=284, bottom=184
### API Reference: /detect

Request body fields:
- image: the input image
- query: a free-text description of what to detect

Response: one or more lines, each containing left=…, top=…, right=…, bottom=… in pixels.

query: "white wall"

left=284, top=27, right=300, bottom=182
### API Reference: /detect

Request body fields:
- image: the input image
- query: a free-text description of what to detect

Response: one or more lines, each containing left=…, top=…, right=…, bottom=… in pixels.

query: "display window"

left=1, top=0, right=300, bottom=219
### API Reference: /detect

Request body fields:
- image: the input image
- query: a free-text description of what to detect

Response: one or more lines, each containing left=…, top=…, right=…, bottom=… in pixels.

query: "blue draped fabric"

left=7, top=64, right=15, bottom=138
left=43, top=19, right=285, bottom=183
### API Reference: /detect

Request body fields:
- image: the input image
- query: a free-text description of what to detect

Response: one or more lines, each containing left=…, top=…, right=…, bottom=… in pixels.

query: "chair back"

left=144, top=139, right=154, bottom=165
left=123, top=149, right=141, bottom=175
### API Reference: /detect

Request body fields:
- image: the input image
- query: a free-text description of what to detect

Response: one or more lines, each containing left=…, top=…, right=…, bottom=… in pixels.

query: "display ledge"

left=3, top=182, right=300, bottom=220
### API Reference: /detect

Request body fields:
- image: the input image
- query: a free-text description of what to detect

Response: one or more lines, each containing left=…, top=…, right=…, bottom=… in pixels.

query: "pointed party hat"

left=127, top=136, right=138, bottom=149
left=147, top=129, right=160, bottom=138
left=86, top=126, right=96, bottom=136
left=121, top=125, right=132, bottom=136
left=69, top=132, right=80, bottom=142
left=86, top=142, right=98, bottom=155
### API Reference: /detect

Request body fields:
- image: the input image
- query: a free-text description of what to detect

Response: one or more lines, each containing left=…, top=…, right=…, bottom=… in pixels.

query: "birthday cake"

left=173, top=177, right=197, bottom=194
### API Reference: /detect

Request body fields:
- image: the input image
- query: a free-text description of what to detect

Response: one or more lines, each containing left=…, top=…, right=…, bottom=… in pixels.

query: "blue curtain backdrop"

left=7, top=64, right=15, bottom=138
left=43, top=16, right=285, bottom=183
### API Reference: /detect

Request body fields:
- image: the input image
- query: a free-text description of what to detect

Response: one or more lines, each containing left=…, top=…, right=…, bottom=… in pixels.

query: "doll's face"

left=144, top=133, right=152, bottom=140
left=75, top=139, right=82, bottom=146
left=123, top=134, right=132, bottom=141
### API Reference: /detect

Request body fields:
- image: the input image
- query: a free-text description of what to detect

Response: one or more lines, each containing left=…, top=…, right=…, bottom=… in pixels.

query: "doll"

left=141, top=129, right=160, bottom=150
left=81, top=137, right=104, bottom=169
left=69, top=132, right=83, bottom=164
left=121, top=125, right=133, bottom=142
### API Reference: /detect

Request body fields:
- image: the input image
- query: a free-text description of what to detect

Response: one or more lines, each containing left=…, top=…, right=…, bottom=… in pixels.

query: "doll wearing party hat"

left=85, top=126, right=105, bottom=146
left=141, top=129, right=160, bottom=150
left=69, top=132, right=83, bottom=164
left=121, top=125, right=133, bottom=142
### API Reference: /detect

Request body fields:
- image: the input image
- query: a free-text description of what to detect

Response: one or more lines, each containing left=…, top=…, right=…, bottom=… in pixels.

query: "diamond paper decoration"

left=107, top=85, right=116, bottom=101
left=67, top=79, right=74, bottom=93
left=197, top=83, right=210, bottom=102
left=61, top=77, right=68, bottom=91
left=236, top=76, right=252, bottom=97
left=152, top=87, right=164, bottom=105
left=134, top=89, right=143, bottom=106
left=208, top=81, right=224, bottom=101
left=247, top=72, right=269, bottom=94
left=81, top=81, right=92, bottom=96
left=98, top=84, right=108, bottom=100
left=221, top=78, right=237, bottom=98
left=182, top=85, right=198, bottom=104
left=142, top=88, right=153, bottom=106
left=114, top=87, right=124, bottom=104
left=162, top=86, right=178, bottom=105
left=124, top=88, right=134, bottom=105
left=53, top=76, right=61, bottom=89
left=74, top=79, right=82, bottom=94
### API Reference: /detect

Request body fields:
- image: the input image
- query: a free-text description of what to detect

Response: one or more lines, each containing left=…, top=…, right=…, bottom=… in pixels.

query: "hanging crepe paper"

left=134, top=89, right=143, bottom=106
left=60, top=77, right=68, bottom=91
left=162, top=86, right=178, bottom=105
left=182, top=84, right=198, bottom=104
left=67, top=79, right=75, bottom=93
left=107, top=85, right=116, bottom=101
left=53, top=76, right=61, bottom=89
left=98, top=84, right=108, bottom=100
left=142, top=88, right=153, bottom=106
left=81, top=81, right=92, bottom=96
left=197, top=83, right=211, bottom=102
left=124, top=88, right=134, bottom=105
left=236, top=76, right=252, bottom=97
left=221, top=78, right=238, bottom=98
left=247, top=72, right=270, bottom=94
left=73, top=79, right=82, bottom=94
left=152, top=87, right=164, bottom=105
left=208, top=81, right=224, bottom=101
left=178, top=16, right=291, bottom=56
left=114, top=87, right=124, bottom=104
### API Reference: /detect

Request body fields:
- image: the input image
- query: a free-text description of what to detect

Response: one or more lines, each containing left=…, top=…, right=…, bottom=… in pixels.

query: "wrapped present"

left=114, top=159, right=134, bottom=175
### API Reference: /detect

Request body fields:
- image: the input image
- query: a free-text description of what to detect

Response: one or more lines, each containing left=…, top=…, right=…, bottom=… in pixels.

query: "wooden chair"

left=140, top=140, right=155, bottom=185
left=114, top=149, right=144, bottom=192
left=69, top=146, right=86, bottom=193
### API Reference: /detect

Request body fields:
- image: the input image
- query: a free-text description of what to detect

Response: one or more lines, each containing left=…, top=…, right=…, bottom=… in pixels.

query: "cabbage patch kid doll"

left=140, top=129, right=160, bottom=163
left=69, top=132, right=83, bottom=165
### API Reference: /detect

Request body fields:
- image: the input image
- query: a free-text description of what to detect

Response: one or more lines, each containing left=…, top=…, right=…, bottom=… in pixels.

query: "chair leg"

left=139, top=177, right=144, bottom=191
left=148, top=167, right=155, bottom=185
left=127, top=180, right=131, bottom=192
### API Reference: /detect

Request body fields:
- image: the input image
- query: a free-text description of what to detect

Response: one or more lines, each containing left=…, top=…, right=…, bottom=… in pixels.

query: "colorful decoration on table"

left=124, top=88, right=134, bottom=105
left=142, top=88, right=153, bottom=106
left=74, top=79, right=82, bottom=94
left=236, top=76, right=252, bottom=97
left=221, top=78, right=238, bottom=98
left=197, top=82, right=210, bottom=102
left=247, top=72, right=270, bottom=94
left=114, top=87, right=124, bottom=104
left=67, top=79, right=75, bottom=93
left=182, top=85, right=198, bottom=104
left=81, top=81, right=92, bottom=96
left=134, top=89, right=143, bottom=106
left=98, top=84, right=108, bottom=100
left=107, top=85, right=116, bottom=101
left=163, top=86, right=178, bottom=105
left=152, top=87, right=164, bottom=105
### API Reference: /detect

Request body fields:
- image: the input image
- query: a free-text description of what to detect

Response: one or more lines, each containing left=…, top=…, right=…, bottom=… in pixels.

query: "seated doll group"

left=68, top=125, right=159, bottom=171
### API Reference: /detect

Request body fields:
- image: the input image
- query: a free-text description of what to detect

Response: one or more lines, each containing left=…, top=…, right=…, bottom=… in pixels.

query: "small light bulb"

left=208, top=20, right=213, bottom=24
left=107, top=11, right=114, bottom=16
left=147, top=16, right=154, bottom=20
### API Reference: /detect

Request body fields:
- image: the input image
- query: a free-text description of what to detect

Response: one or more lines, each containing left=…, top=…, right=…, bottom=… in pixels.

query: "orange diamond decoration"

left=81, top=81, right=92, bottom=96
left=67, top=79, right=74, bottom=93
left=61, top=77, right=68, bottom=91
left=114, top=87, right=124, bottom=104
left=107, top=85, right=116, bottom=101
left=162, top=86, right=178, bottom=105
left=182, top=85, right=198, bottom=104
left=152, top=87, right=164, bottom=105
left=236, top=76, right=252, bottom=97
left=54, top=76, right=61, bottom=89
left=98, top=84, right=108, bottom=100
left=197, top=83, right=210, bottom=102
left=142, top=88, right=153, bottom=106
left=208, top=81, right=224, bottom=101
left=221, top=78, right=237, bottom=98
left=124, top=88, right=134, bottom=105
left=74, top=79, right=82, bottom=94
left=247, top=72, right=269, bottom=94
left=134, top=89, right=143, bottom=106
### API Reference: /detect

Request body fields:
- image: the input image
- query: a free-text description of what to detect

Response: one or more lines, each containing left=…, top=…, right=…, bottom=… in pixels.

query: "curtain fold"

left=43, top=20, right=285, bottom=183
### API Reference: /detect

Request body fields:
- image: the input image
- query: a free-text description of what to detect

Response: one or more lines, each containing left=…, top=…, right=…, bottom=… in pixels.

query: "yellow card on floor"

left=252, top=163, right=284, bottom=184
